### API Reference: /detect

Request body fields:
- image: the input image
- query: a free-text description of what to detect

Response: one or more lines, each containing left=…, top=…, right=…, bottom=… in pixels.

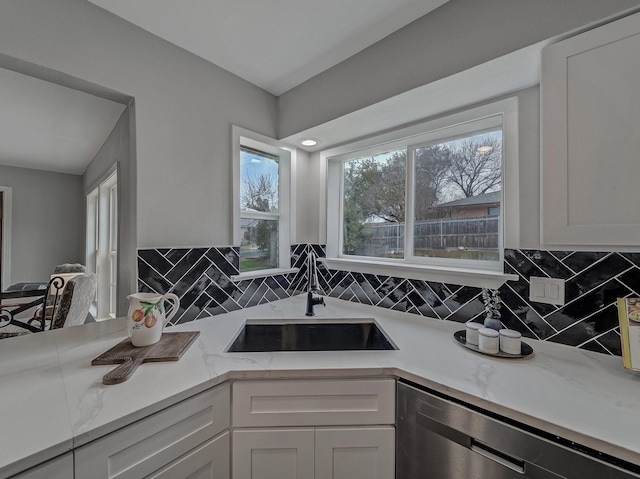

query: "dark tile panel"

left=500, top=286, right=556, bottom=339
left=504, top=249, right=547, bottom=279
left=520, top=250, right=573, bottom=279
left=564, top=253, right=632, bottom=302
left=205, top=248, right=238, bottom=277
left=166, top=248, right=209, bottom=284
left=138, top=249, right=174, bottom=274
left=548, top=305, right=620, bottom=347
left=579, top=339, right=611, bottom=355
left=561, top=252, right=609, bottom=274
left=593, top=329, right=623, bottom=356
left=545, top=280, right=630, bottom=331
left=164, top=248, right=189, bottom=264
left=137, top=258, right=173, bottom=293
left=620, top=253, right=640, bottom=267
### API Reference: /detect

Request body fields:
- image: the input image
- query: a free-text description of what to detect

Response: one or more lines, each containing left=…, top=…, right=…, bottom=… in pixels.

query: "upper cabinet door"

left=541, top=12, right=640, bottom=248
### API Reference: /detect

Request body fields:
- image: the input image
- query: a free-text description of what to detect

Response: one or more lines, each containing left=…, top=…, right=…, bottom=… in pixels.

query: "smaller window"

left=232, top=127, right=293, bottom=277
left=240, top=146, right=280, bottom=272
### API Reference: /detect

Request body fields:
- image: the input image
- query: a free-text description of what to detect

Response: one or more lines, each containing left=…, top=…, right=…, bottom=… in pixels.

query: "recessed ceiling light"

left=477, top=146, right=493, bottom=153
left=300, top=138, right=319, bottom=147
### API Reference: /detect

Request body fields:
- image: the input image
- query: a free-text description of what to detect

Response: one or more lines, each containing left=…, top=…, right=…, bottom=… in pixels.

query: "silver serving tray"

left=454, top=330, right=534, bottom=359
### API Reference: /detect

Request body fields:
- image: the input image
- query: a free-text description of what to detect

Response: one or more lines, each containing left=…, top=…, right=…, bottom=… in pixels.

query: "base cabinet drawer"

left=232, top=378, right=395, bottom=427
left=75, top=383, right=230, bottom=479
left=148, top=432, right=229, bottom=479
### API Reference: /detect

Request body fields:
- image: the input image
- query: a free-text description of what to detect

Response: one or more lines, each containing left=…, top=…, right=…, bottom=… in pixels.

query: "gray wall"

left=278, top=0, right=640, bottom=137
left=0, top=0, right=278, bottom=250
left=0, top=165, right=83, bottom=284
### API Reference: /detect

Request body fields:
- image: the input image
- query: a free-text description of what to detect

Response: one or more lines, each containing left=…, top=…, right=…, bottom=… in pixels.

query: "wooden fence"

left=363, top=216, right=499, bottom=257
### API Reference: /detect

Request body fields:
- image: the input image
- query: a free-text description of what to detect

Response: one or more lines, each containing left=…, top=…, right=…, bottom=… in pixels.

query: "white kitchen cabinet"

left=232, top=428, right=315, bottom=479
left=147, top=433, right=229, bottom=479
left=9, top=453, right=72, bottom=479
left=315, top=427, right=395, bottom=479
left=541, top=12, right=640, bottom=247
left=231, top=379, right=396, bottom=479
left=75, top=383, right=230, bottom=479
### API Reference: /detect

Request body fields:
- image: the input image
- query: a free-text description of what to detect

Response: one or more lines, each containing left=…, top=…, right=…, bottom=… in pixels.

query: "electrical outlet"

left=529, top=276, right=565, bottom=305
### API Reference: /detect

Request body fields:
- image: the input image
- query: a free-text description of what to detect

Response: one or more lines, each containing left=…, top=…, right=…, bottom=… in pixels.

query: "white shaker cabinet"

left=232, top=428, right=315, bottom=479
left=9, top=453, right=72, bottom=479
left=232, top=427, right=394, bottom=479
left=315, top=427, right=395, bottom=479
left=541, top=12, right=640, bottom=247
left=231, top=378, right=396, bottom=479
left=75, top=383, right=230, bottom=479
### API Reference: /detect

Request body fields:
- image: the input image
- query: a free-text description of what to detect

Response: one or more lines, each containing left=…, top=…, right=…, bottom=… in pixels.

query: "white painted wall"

left=0, top=0, right=278, bottom=249
left=0, top=165, right=83, bottom=284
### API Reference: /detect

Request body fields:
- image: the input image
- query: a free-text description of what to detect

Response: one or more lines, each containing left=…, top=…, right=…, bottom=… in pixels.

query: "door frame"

left=0, top=186, right=11, bottom=290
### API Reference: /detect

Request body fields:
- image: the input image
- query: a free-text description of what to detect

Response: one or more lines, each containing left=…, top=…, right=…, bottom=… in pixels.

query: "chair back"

left=50, top=273, right=97, bottom=329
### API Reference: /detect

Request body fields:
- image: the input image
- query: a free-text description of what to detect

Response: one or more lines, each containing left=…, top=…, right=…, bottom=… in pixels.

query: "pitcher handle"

left=162, top=293, right=180, bottom=324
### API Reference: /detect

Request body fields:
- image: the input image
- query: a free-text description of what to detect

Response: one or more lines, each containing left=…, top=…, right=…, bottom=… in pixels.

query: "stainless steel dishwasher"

left=397, top=380, right=640, bottom=479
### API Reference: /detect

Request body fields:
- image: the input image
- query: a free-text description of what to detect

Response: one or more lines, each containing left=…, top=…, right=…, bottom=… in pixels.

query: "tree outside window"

left=240, top=147, right=280, bottom=272
left=341, top=130, right=502, bottom=262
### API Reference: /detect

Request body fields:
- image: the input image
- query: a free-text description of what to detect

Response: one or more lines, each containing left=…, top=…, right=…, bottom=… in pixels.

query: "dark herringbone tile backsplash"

left=138, top=245, right=638, bottom=356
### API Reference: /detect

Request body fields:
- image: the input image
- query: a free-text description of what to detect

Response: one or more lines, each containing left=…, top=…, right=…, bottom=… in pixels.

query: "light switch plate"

left=529, top=276, right=565, bottom=305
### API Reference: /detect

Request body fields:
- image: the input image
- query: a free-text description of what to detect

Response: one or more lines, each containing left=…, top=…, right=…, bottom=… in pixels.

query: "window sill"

left=319, top=258, right=518, bottom=289
left=231, top=268, right=299, bottom=282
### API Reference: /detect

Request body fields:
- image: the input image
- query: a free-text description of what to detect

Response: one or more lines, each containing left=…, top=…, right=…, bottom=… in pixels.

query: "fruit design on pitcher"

left=132, top=300, right=164, bottom=329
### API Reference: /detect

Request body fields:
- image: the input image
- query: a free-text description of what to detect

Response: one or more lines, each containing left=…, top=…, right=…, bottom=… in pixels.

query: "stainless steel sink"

left=226, top=318, right=397, bottom=352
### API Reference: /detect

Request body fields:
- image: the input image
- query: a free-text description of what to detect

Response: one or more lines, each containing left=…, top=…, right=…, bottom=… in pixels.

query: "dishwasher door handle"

left=471, top=439, right=525, bottom=473
left=416, top=411, right=471, bottom=448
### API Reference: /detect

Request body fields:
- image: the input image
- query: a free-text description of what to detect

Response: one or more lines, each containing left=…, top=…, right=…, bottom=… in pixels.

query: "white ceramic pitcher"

left=127, top=292, right=180, bottom=347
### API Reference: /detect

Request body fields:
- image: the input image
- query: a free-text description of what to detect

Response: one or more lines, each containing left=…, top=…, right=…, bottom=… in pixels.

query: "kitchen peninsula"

left=2, top=295, right=639, bottom=478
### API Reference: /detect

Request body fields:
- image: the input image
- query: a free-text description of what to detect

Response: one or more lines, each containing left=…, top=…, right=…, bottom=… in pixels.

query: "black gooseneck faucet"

left=305, top=251, right=325, bottom=316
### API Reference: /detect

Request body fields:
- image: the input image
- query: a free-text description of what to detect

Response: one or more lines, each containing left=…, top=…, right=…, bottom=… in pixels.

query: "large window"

left=233, top=127, right=293, bottom=277
left=326, top=99, right=518, bottom=281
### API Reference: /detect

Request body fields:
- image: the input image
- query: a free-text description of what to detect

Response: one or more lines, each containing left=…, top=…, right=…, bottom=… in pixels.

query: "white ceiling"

left=86, top=0, right=449, bottom=96
left=0, top=67, right=125, bottom=175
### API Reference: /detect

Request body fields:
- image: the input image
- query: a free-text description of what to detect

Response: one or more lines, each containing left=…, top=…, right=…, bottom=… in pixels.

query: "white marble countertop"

left=2, top=294, right=640, bottom=477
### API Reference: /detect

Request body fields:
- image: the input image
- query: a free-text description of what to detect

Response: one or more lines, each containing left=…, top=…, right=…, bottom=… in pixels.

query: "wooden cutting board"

left=92, top=331, right=200, bottom=385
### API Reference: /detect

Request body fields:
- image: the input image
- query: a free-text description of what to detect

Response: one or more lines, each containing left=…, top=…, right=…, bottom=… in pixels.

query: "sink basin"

left=226, top=318, right=397, bottom=352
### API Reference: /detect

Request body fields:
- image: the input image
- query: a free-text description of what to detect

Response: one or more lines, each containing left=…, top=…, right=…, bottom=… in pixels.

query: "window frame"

left=86, top=168, right=118, bottom=320
left=323, top=98, right=519, bottom=288
left=232, top=126, right=297, bottom=280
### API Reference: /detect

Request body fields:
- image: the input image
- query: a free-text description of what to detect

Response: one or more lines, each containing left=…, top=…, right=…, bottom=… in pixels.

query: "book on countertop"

left=616, top=297, right=640, bottom=371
